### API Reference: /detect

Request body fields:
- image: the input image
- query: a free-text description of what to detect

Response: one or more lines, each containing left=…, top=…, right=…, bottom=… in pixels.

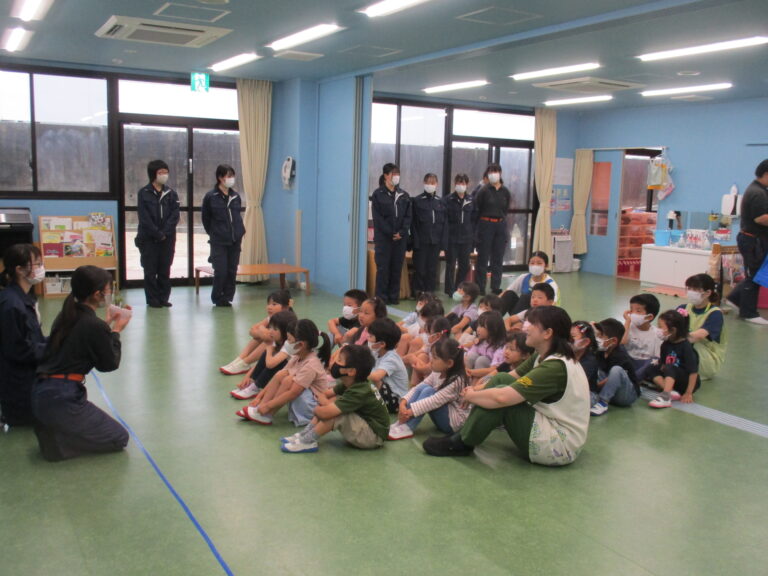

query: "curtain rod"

left=575, top=146, right=667, bottom=151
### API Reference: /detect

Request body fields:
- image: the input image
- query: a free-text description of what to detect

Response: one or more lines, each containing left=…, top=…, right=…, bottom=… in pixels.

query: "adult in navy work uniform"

left=32, top=266, right=132, bottom=461
left=727, top=159, right=768, bottom=325
left=0, top=244, right=47, bottom=427
left=411, top=172, right=447, bottom=295
left=371, top=163, right=412, bottom=304
left=135, top=159, right=180, bottom=308
left=444, top=173, right=475, bottom=296
left=474, top=163, right=512, bottom=294
left=202, top=164, right=246, bottom=307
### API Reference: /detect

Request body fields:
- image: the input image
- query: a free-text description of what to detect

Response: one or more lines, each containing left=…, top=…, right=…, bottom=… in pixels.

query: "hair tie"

left=678, top=308, right=689, bottom=318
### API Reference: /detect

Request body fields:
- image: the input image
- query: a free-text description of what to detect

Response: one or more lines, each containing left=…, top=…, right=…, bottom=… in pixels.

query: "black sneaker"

left=423, top=434, right=474, bottom=457
left=162, top=302, right=173, bottom=307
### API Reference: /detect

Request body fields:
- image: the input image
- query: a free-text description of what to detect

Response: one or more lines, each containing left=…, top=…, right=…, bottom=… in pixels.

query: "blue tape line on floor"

left=92, top=372, right=234, bottom=576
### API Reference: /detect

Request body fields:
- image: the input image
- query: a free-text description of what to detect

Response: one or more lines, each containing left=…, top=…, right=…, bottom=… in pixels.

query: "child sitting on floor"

left=647, top=309, right=701, bottom=408
left=238, top=319, right=331, bottom=426
left=230, top=310, right=297, bottom=399
left=678, top=273, right=726, bottom=381
left=571, top=320, right=599, bottom=393
left=589, top=318, right=640, bottom=416
left=220, top=289, right=292, bottom=375
left=281, top=344, right=389, bottom=453
left=505, top=283, right=556, bottom=332
left=621, top=293, right=662, bottom=381
left=472, top=331, right=534, bottom=390
left=327, top=289, right=367, bottom=347
left=447, top=281, right=480, bottom=335
left=367, top=318, right=409, bottom=414
left=405, top=316, right=451, bottom=387
left=388, top=339, right=470, bottom=440
left=466, top=311, right=507, bottom=383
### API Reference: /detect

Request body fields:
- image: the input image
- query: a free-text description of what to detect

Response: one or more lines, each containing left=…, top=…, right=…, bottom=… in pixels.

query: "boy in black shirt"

left=590, top=318, right=639, bottom=416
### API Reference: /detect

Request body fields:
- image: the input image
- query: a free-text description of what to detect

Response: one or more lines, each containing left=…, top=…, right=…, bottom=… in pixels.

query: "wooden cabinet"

left=39, top=215, right=117, bottom=297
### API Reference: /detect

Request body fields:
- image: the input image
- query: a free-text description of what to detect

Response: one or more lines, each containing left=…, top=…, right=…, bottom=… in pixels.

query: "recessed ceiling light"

left=544, top=94, right=613, bottom=107
left=10, top=0, right=54, bottom=22
left=358, top=0, right=430, bottom=18
left=112, top=58, right=123, bottom=65
left=637, top=36, right=768, bottom=61
left=676, top=70, right=700, bottom=76
left=641, top=82, right=732, bottom=97
left=2, top=26, right=33, bottom=52
left=511, top=62, right=600, bottom=81
left=267, top=24, right=343, bottom=52
left=423, top=79, right=489, bottom=94
left=209, top=52, right=260, bottom=72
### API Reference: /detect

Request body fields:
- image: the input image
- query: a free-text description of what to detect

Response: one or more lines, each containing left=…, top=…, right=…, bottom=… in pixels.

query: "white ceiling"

left=1, top=0, right=766, bottom=109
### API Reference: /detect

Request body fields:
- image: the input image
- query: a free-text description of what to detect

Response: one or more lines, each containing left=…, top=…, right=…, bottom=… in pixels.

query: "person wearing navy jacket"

left=202, top=164, right=246, bottom=307
left=0, top=244, right=47, bottom=427
left=444, top=173, right=475, bottom=296
left=411, top=173, right=447, bottom=295
left=135, top=159, right=180, bottom=308
left=474, top=163, right=512, bottom=294
left=371, top=163, right=412, bottom=305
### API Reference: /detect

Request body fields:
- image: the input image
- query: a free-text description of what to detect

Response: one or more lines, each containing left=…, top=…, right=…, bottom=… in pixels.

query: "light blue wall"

left=551, top=111, right=579, bottom=232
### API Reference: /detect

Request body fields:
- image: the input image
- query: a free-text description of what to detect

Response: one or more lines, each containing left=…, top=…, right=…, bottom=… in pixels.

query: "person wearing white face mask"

left=0, top=244, right=48, bottom=427
left=411, top=172, right=447, bottom=295
left=444, top=173, right=476, bottom=296
left=500, top=251, right=560, bottom=317
left=202, top=164, right=246, bottom=307
left=676, top=273, right=727, bottom=381
left=371, top=163, right=412, bottom=305
left=136, top=159, right=180, bottom=309
left=474, top=163, right=512, bottom=294
left=366, top=318, right=409, bottom=414
left=620, top=293, right=662, bottom=382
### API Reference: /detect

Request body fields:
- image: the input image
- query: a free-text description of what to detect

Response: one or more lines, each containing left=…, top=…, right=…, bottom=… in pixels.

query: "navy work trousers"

left=210, top=243, right=241, bottom=305
left=374, top=238, right=407, bottom=303
left=475, top=220, right=508, bottom=293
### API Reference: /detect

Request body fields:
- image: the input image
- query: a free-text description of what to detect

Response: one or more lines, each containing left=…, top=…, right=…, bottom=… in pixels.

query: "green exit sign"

left=190, top=73, right=209, bottom=92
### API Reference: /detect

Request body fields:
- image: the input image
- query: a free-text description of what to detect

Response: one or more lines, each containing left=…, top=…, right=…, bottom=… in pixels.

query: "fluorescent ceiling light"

left=423, top=80, right=488, bottom=94
left=11, top=0, right=54, bottom=22
left=641, top=82, right=732, bottom=97
left=2, top=27, right=33, bottom=52
left=209, top=52, right=260, bottom=72
left=637, top=36, right=768, bottom=61
left=359, top=0, right=430, bottom=18
left=267, top=24, right=342, bottom=51
left=544, top=94, right=613, bottom=107
left=511, top=62, right=600, bottom=81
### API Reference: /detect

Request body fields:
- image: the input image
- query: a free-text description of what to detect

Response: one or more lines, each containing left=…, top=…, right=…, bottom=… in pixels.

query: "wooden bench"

left=195, top=263, right=311, bottom=295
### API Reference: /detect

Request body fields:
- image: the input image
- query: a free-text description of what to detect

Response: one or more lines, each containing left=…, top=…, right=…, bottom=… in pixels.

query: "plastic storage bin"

left=654, top=230, right=671, bottom=246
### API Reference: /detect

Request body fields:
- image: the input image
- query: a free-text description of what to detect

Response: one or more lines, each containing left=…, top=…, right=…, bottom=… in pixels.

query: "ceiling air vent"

left=533, top=76, right=644, bottom=93
left=95, top=15, right=231, bottom=48
left=274, top=50, right=324, bottom=62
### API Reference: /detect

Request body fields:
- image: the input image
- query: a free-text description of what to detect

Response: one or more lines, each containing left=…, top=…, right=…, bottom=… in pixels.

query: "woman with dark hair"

left=135, top=159, right=180, bottom=308
left=201, top=163, right=246, bottom=307
left=411, top=172, right=447, bottom=294
left=444, top=173, right=475, bottom=296
left=0, top=244, right=47, bottom=427
left=474, top=163, right=512, bottom=294
left=32, top=265, right=132, bottom=461
left=423, top=306, right=590, bottom=466
left=371, top=163, right=412, bottom=304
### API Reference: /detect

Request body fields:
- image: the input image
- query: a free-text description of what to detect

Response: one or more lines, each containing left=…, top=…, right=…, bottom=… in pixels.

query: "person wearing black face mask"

left=135, top=159, right=180, bottom=308
left=0, top=244, right=48, bottom=427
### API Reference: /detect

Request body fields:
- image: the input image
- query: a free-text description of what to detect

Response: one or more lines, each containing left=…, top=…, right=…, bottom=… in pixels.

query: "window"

left=0, top=70, right=32, bottom=191
left=453, top=109, right=534, bottom=141
left=398, top=105, right=445, bottom=196
left=119, top=80, right=238, bottom=120
left=368, top=102, right=397, bottom=194
left=34, top=75, right=109, bottom=192
left=590, top=162, right=612, bottom=236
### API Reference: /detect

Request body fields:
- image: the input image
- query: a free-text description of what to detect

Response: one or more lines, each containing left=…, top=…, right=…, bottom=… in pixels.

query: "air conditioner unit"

left=95, top=15, right=231, bottom=48
left=533, top=77, right=644, bottom=94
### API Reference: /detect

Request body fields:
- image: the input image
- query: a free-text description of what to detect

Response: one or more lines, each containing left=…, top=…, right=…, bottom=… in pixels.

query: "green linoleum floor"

left=2, top=272, right=768, bottom=575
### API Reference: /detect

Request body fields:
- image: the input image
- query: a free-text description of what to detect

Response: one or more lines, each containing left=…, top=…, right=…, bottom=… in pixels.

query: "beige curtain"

left=235, top=79, right=272, bottom=282
left=532, top=108, right=556, bottom=261
left=570, top=149, right=594, bottom=254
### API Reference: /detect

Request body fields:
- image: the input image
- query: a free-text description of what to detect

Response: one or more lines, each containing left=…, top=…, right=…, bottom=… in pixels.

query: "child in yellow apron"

left=679, top=274, right=727, bottom=381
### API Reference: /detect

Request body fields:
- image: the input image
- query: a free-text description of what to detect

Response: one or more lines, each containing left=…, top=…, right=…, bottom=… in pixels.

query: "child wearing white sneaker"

left=647, top=309, right=700, bottom=408
left=282, top=344, right=389, bottom=453
left=230, top=310, right=296, bottom=400
left=240, top=319, right=331, bottom=426
left=220, top=290, right=293, bottom=375
left=388, top=339, right=469, bottom=441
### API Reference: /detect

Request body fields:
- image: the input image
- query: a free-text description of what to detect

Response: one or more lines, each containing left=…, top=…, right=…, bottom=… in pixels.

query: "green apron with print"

left=685, top=303, right=727, bottom=380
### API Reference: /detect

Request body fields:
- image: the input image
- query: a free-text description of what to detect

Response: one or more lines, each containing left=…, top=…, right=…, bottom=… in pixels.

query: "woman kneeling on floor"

left=423, top=305, right=590, bottom=466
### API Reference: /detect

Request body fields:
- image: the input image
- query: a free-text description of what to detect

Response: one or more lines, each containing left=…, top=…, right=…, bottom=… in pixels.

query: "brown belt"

left=46, top=374, right=86, bottom=382
left=479, top=217, right=503, bottom=223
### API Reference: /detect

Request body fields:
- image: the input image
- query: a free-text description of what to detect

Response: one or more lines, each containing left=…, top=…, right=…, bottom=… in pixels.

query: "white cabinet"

left=640, top=245, right=711, bottom=289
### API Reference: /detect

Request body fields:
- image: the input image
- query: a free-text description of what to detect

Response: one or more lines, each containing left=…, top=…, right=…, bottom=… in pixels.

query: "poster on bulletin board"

left=550, top=187, right=572, bottom=212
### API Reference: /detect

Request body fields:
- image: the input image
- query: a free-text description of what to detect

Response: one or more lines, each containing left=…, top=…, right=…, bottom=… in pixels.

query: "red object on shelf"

left=759, top=286, right=768, bottom=310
